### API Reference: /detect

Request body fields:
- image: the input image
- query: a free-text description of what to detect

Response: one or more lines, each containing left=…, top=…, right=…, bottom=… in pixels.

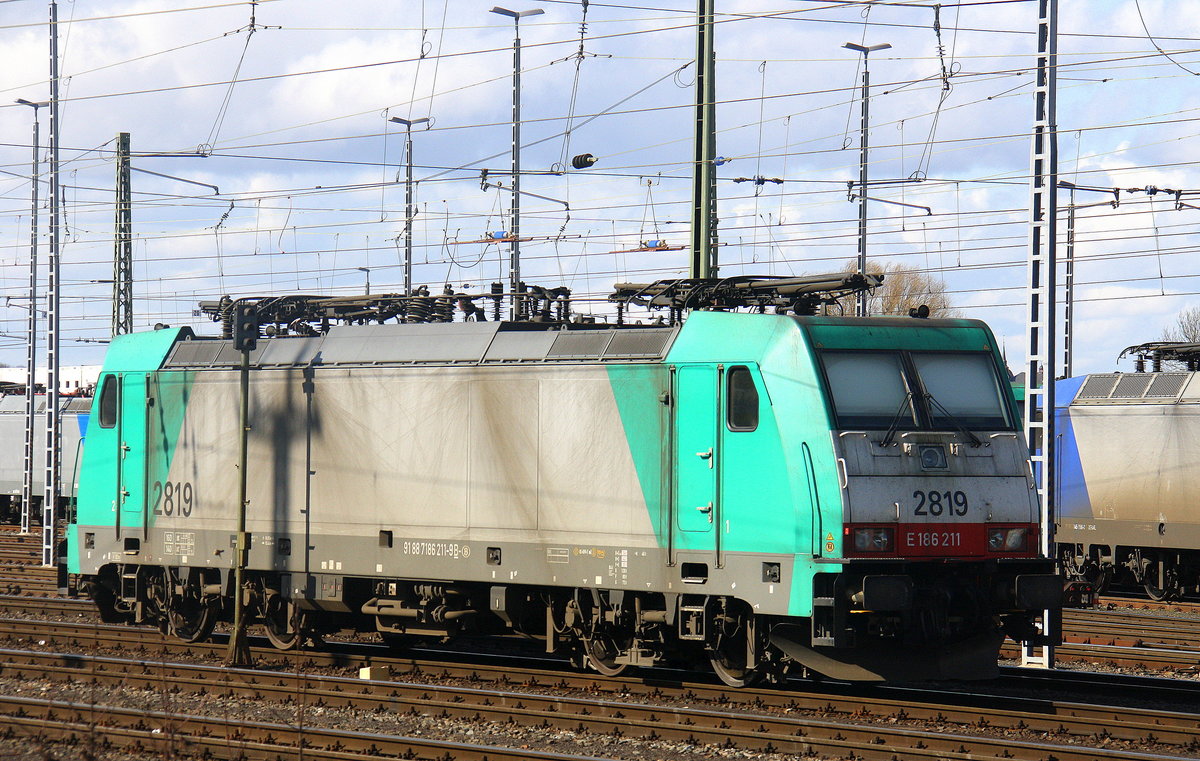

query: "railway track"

left=0, top=694, right=598, bottom=761
left=1099, top=595, right=1200, bottom=614
left=3, top=581, right=1200, bottom=672
left=8, top=589, right=1199, bottom=673
left=0, top=590, right=1196, bottom=757
left=1, top=638, right=1197, bottom=760
left=0, top=525, right=64, bottom=597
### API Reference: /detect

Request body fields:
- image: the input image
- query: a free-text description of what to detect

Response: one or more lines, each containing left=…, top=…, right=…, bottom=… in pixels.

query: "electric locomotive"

left=1057, top=341, right=1200, bottom=600
left=68, top=275, right=1059, bottom=684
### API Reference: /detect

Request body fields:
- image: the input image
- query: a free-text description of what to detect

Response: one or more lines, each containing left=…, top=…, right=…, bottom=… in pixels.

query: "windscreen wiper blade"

left=924, top=394, right=982, bottom=447
left=880, top=391, right=914, bottom=447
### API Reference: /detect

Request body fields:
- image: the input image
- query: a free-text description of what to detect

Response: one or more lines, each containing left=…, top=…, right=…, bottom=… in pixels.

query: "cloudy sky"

left=1, top=0, right=1198, bottom=374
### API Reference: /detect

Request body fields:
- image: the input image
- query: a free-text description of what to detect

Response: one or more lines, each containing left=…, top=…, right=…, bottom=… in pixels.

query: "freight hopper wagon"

left=1057, top=341, right=1200, bottom=601
left=68, top=286, right=1059, bottom=684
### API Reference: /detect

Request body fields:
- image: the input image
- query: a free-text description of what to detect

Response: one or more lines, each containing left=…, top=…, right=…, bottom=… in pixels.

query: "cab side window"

left=98, top=375, right=118, bottom=428
left=726, top=366, right=759, bottom=431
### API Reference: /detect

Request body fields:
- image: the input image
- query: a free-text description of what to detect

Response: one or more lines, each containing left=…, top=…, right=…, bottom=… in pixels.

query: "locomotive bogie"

left=70, top=313, right=1058, bottom=682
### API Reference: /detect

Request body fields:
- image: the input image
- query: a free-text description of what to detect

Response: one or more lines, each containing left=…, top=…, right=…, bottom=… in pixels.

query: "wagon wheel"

left=1141, top=556, right=1182, bottom=602
left=1061, top=549, right=1110, bottom=595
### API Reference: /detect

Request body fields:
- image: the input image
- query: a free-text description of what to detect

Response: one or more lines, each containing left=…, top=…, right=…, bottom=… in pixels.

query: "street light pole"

left=16, top=98, right=46, bottom=537
left=491, top=5, right=544, bottom=320
left=388, top=116, right=431, bottom=296
left=357, top=267, right=370, bottom=295
left=843, top=41, right=891, bottom=318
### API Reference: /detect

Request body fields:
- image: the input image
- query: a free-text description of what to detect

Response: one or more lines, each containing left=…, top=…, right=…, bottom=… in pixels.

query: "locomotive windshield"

left=821, top=352, right=916, bottom=429
left=821, top=350, right=1012, bottom=431
left=910, top=352, right=1009, bottom=429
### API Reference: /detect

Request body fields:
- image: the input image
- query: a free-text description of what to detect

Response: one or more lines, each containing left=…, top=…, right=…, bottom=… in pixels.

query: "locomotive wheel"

left=582, top=632, right=627, bottom=677
left=262, top=596, right=302, bottom=650
left=149, top=568, right=217, bottom=643
left=708, top=603, right=762, bottom=688
left=167, top=589, right=217, bottom=643
left=708, top=644, right=762, bottom=688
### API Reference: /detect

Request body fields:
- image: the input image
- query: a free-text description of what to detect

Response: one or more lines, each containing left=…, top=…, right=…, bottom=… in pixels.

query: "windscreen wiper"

left=924, top=393, right=983, bottom=447
left=879, top=391, right=914, bottom=447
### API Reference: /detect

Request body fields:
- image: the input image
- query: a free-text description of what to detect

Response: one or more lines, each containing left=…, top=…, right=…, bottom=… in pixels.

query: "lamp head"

left=491, top=6, right=544, bottom=19
left=843, top=42, right=892, bottom=54
left=389, top=116, right=431, bottom=129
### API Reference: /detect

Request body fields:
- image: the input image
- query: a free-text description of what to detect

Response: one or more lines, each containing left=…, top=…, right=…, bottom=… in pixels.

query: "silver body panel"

left=1059, top=374, right=1200, bottom=549
left=0, top=395, right=87, bottom=499
left=833, top=430, right=1037, bottom=525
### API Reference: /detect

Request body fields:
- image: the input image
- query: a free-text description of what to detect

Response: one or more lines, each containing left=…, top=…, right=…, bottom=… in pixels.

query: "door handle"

left=696, top=448, right=713, bottom=468
left=695, top=502, right=713, bottom=523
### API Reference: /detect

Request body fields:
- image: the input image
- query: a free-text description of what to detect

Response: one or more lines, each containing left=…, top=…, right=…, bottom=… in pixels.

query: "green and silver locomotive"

left=69, top=277, right=1059, bottom=683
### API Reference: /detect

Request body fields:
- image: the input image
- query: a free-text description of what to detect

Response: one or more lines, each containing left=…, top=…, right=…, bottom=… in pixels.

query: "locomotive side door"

left=117, top=372, right=149, bottom=539
left=673, top=364, right=718, bottom=554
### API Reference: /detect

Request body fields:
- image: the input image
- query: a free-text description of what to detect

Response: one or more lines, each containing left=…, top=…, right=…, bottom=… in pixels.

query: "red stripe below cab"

left=843, top=522, right=1039, bottom=559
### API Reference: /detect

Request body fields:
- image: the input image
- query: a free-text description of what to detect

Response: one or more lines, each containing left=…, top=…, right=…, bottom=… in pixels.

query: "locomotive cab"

left=768, top=318, right=1060, bottom=680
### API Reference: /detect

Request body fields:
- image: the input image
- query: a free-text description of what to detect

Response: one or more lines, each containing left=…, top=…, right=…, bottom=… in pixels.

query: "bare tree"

left=842, top=259, right=959, bottom=318
left=1161, top=305, right=1200, bottom=343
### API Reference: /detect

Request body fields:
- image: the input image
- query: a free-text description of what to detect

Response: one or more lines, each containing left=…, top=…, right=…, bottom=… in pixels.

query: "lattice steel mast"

left=1022, top=0, right=1058, bottom=669
left=690, top=0, right=717, bottom=279
left=43, top=0, right=62, bottom=568
left=114, top=132, right=133, bottom=336
left=16, top=99, right=44, bottom=537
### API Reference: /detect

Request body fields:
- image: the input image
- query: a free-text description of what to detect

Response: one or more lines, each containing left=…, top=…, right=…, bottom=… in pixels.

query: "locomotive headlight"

left=918, top=444, right=948, bottom=470
left=852, top=527, right=895, bottom=552
left=987, top=527, right=1028, bottom=552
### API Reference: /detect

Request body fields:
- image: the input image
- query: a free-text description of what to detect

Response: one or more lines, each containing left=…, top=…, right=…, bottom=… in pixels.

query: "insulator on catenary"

left=490, top=282, right=504, bottom=322
left=432, top=285, right=454, bottom=323
left=406, top=298, right=432, bottom=323
left=405, top=286, right=432, bottom=323
left=571, top=153, right=597, bottom=169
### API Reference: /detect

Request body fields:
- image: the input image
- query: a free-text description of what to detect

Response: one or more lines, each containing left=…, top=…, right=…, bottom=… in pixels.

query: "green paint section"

left=664, top=310, right=786, bottom=363
left=800, top=317, right=995, bottom=353
left=116, top=373, right=149, bottom=535
left=606, top=363, right=671, bottom=547
left=665, top=312, right=842, bottom=616
left=718, top=365, right=795, bottom=555
left=100, top=327, right=190, bottom=374
left=69, top=328, right=190, bottom=574
left=674, top=365, right=718, bottom=544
